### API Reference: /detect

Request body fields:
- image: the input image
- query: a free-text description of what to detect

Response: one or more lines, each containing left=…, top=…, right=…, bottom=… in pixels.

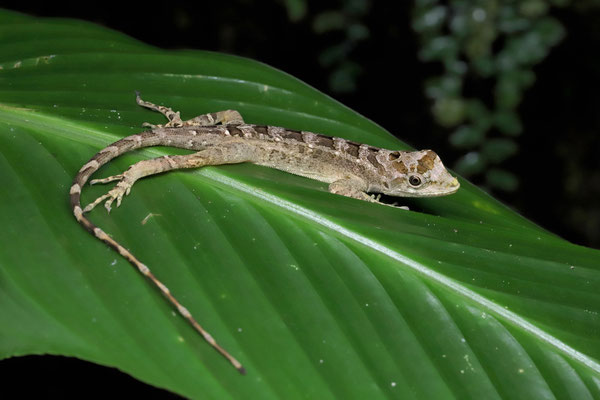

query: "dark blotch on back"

left=282, top=129, right=304, bottom=142
left=228, top=126, right=243, bottom=137
left=254, top=126, right=268, bottom=136
left=345, top=142, right=359, bottom=158
left=367, top=151, right=381, bottom=168
left=367, top=150, right=384, bottom=172
left=315, top=134, right=334, bottom=149
left=388, top=152, right=400, bottom=161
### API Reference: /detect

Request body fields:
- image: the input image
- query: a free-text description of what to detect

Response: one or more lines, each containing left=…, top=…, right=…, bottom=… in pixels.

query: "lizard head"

left=378, top=150, right=460, bottom=197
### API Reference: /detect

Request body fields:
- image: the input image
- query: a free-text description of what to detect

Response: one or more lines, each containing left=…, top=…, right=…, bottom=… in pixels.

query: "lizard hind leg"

left=183, top=109, right=245, bottom=127
left=135, top=91, right=245, bottom=128
left=135, top=91, right=184, bottom=128
left=84, top=154, right=186, bottom=213
left=84, top=143, right=253, bottom=213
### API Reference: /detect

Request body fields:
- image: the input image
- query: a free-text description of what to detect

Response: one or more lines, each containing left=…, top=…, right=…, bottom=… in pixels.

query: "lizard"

left=70, top=93, right=460, bottom=375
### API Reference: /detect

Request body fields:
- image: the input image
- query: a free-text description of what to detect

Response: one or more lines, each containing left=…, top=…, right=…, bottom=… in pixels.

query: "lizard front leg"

left=329, top=178, right=408, bottom=209
left=329, top=178, right=373, bottom=202
left=84, top=142, right=253, bottom=213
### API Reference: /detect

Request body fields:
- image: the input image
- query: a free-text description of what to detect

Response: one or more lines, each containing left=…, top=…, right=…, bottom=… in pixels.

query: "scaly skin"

left=70, top=93, right=460, bottom=373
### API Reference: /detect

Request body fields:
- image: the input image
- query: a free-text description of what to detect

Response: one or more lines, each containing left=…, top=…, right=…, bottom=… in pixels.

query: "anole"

left=70, top=93, right=460, bottom=374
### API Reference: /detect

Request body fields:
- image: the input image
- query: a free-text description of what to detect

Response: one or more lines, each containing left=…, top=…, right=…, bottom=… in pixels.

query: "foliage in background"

left=412, top=0, right=569, bottom=191
left=281, top=0, right=371, bottom=93
left=311, top=0, right=370, bottom=93
left=276, top=0, right=600, bottom=248
left=279, top=0, right=571, bottom=191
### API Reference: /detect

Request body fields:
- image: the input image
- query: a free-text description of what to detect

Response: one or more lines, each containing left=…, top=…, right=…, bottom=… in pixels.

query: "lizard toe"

left=90, top=174, right=124, bottom=185
left=83, top=193, right=112, bottom=213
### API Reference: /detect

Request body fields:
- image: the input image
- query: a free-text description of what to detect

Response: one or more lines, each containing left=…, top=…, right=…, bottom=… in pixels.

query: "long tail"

left=70, top=133, right=246, bottom=374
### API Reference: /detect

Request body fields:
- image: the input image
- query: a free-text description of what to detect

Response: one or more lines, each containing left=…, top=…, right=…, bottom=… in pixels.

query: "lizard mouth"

left=419, top=177, right=460, bottom=197
left=436, top=177, right=460, bottom=195
left=447, top=177, right=460, bottom=192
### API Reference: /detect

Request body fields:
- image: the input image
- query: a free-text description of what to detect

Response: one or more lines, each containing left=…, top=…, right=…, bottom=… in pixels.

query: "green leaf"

left=2, top=9, right=600, bottom=399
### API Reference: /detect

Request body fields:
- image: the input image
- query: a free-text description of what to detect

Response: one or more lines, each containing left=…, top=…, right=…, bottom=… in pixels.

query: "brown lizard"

left=70, top=93, right=460, bottom=374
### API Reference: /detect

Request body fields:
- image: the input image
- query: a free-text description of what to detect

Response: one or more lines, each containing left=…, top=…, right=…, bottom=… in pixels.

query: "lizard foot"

left=84, top=176, right=132, bottom=213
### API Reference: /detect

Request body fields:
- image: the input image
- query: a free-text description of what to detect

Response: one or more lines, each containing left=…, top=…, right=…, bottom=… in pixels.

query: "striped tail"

left=70, top=133, right=246, bottom=374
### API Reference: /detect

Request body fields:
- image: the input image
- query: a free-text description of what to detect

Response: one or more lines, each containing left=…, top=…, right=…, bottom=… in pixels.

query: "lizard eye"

left=408, top=175, right=422, bottom=187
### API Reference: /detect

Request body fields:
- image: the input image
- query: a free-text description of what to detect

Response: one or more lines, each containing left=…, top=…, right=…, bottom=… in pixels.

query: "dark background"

left=2, top=1, right=600, bottom=397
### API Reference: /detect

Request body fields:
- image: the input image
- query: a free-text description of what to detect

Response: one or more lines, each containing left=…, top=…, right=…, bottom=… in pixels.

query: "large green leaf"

left=1, top=9, right=600, bottom=399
